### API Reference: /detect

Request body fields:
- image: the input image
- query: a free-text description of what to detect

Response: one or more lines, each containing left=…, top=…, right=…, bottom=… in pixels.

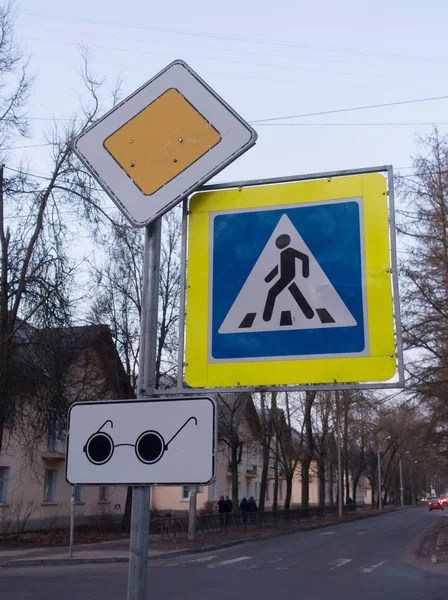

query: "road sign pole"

left=69, top=487, right=75, bottom=557
left=188, top=487, right=197, bottom=541
left=127, top=219, right=162, bottom=600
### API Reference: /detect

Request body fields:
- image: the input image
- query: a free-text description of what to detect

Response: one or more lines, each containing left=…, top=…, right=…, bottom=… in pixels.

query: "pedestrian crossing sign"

left=185, top=173, right=396, bottom=387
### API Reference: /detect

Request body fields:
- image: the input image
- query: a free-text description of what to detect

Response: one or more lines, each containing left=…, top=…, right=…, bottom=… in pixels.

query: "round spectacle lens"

left=135, top=431, right=165, bottom=464
left=85, top=432, right=114, bottom=465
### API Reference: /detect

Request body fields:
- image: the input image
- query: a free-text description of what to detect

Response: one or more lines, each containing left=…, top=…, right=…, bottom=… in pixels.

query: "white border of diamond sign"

left=72, top=60, right=257, bottom=227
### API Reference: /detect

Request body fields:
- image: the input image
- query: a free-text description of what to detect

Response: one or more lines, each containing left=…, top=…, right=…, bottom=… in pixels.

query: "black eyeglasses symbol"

left=83, top=416, right=198, bottom=466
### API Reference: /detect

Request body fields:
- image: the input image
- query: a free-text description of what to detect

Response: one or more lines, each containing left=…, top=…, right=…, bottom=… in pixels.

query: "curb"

left=1, top=506, right=415, bottom=568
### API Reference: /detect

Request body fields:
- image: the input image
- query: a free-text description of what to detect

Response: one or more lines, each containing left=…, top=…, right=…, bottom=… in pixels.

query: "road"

left=1, top=508, right=446, bottom=600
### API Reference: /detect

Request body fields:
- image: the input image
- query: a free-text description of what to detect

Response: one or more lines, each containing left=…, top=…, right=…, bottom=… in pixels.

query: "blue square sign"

left=210, top=199, right=367, bottom=362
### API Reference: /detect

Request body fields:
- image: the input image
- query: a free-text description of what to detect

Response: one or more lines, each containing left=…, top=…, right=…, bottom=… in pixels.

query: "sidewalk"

left=0, top=505, right=411, bottom=568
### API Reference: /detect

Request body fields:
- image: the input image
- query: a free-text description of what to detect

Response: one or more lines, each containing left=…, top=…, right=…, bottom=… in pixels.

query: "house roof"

left=11, top=322, right=132, bottom=399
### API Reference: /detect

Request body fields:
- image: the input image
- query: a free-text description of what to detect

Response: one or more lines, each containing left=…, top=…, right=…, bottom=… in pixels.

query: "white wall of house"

left=0, top=429, right=127, bottom=532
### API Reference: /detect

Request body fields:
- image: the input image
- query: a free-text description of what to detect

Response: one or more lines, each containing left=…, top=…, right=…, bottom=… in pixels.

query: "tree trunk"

left=318, top=458, right=325, bottom=507
left=231, top=444, right=239, bottom=512
left=301, top=391, right=316, bottom=510
left=259, top=442, right=270, bottom=512
left=284, top=474, right=293, bottom=510
left=301, top=458, right=311, bottom=510
left=329, top=461, right=334, bottom=507
left=352, top=474, right=361, bottom=507
left=343, top=393, right=350, bottom=503
left=273, top=453, right=279, bottom=512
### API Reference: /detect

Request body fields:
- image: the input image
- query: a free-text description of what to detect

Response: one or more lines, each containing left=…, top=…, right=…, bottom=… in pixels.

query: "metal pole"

left=188, top=487, right=197, bottom=541
left=69, top=487, right=75, bottom=557
left=177, top=200, right=198, bottom=541
left=177, top=198, right=188, bottom=391
left=377, top=443, right=382, bottom=510
left=335, top=391, right=343, bottom=519
left=127, top=219, right=161, bottom=600
left=399, top=459, right=404, bottom=507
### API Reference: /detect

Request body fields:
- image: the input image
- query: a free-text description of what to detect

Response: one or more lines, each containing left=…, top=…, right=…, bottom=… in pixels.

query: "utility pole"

left=127, top=220, right=161, bottom=600
left=335, top=391, right=343, bottom=519
left=399, top=459, right=404, bottom=507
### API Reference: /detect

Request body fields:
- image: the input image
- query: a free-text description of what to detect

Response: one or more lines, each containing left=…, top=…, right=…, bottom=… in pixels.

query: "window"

left=246, top=481, right=251, bottom=498
left=0, top=467, right=10, bottom=504
left=246, top=446, right=252, bottom=467
left=47, top=423, right=63, bottom=453
left=266, top=483, right=270, bottom=501
left=279, top=482, right=283, bottom=500
left=99, top=486, right=110, bottom=503
left=73, top=485, right=84, bottom=504
left=254, top=481, right=259, bottom=500
left=182, top=486, right=190, bottom=500
left=364, top=489, right=368, bottom=498
left=43, top=469, right=58, bottom=503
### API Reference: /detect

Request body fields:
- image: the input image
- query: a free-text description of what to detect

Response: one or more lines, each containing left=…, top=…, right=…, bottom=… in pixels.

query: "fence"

left=157, top=505, right=356, bottom=538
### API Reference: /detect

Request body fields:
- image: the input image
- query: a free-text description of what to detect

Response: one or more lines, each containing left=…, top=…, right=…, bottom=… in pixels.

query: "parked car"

left=429, top=498, right=444, bottom=511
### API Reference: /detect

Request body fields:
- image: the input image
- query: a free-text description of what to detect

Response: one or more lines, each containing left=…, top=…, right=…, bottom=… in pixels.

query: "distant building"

left=0, top=324, right=130, bottom=532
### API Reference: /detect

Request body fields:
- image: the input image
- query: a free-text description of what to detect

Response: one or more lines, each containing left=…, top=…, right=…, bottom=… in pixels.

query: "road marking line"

left=207, top=556, right=251, bottom=568
left=361, top=561, right=386, bottom=573
left=167, top=555, right=217, bottom=567
left=329, top=558, right=353, bottom=570
left=243, top=564, right=260, bottom=570
left=357, top=531, right=366, bottom=535
left=320, top=531, right=336, bottom=535
left=269, top=558, right=283, bottom=563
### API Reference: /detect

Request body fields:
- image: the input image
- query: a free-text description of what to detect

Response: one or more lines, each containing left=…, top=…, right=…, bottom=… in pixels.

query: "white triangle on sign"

left=218, top=214, right=357, bottom=334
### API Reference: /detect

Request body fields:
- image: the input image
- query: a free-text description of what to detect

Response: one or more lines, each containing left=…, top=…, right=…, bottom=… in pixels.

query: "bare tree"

left=218, top=392, right=257, bottom=512
left=90, top=209, right=182, bottom=390
left=301, top=391, right=316, bottom=510
left=0, top=43, right=122, bottom=455
left=270, top=392, right=304, bottom=510
left=0, top=2, right=33, bottom=159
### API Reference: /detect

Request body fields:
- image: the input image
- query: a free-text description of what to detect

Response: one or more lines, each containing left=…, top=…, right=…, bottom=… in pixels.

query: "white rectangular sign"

left=66, top=397, right=216, bottom=486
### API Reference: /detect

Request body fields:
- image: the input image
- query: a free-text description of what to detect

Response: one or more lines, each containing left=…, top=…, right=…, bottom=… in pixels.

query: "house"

left=150, top=393, right=318, bottom=512
left=0, top=324, right=130, bottom=532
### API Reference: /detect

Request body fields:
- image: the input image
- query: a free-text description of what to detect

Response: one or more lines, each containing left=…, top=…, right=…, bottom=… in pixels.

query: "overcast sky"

left=11, top=0, right=448, bottom=186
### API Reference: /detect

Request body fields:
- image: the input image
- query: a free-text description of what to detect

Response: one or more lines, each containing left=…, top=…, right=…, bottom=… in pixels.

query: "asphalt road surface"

left=1, top=508, right=446, bottom=600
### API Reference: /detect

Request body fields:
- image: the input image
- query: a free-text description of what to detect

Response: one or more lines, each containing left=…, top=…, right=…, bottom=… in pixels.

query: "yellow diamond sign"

left=73, top=60, right=257, bottom=227
left=104, top=89, right=222, bottom=196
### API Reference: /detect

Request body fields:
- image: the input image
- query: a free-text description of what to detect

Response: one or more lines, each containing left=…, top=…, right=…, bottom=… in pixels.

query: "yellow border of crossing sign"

left=185, top=173, right=396, bottom=387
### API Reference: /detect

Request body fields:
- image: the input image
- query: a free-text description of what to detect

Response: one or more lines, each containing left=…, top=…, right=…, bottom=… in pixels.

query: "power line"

left=19, top=34, right=410, bottom=84
left=249, top=94, right=448, bottom=124
left=20, top=93, right=448, bottom=126
left=21, top=10, right=446, bottom=66
left=256, top=122, right=448, bottom=127
left=19, top=23, right=448, bottom=76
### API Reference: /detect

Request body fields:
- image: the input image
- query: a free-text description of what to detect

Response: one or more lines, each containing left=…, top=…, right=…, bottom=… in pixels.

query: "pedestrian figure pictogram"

left=263, top=233, right=313, bottom=322
left=218, top=214, right=357, bottom=335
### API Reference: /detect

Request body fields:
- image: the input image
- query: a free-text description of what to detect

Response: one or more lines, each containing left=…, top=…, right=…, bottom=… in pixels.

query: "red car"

left=429, top=499, right=444, bottom=511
